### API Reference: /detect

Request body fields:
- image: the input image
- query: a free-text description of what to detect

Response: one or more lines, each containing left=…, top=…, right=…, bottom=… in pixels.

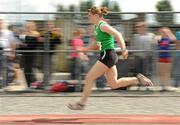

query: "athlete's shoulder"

left=99, top=21, right=111, bottom=30
left=100, top=20, right=108, bottom=26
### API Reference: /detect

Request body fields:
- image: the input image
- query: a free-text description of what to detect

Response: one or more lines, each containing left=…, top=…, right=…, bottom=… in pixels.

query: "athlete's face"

left=88, top=13, right=98, bottom=24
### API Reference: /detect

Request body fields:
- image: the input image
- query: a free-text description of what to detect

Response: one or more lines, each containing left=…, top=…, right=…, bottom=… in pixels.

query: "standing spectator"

left=131, top=21, right=156, bottom=77
left=39, top=21, right=62, bottom=84
left=0, top=19, right=14, bottom=86
left=0, top=20, right=16, bottom=51
left=21, top=21, right=40, bottom=88
left=69, top=28, right=88, bottom=80
left=42, top=21, right=62, bottom=53
left=8, top=24, right=23, bottom=48
left=0, top=19, right=17, bottom=87
left=172, top=31, right=180, bottom=88
left=156, top=27, right=176, bottom=90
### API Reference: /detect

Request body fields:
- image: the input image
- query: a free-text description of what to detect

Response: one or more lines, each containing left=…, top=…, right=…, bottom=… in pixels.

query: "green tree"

left=69, top=4, right=76, bottom=12
left=80, top=0, right=94, bottom=12
left=156, top=0, right=174, bottom=26
left=101, top=0, right=121, bottom=11
left=56, top=4, right=65, bottom=12
left=113, top=2, right=121, bottom=12
left=101, top=0, right=122, bottom=21
left=101, top=0, right=109, bottom=9
left=55, top=4, right=65, bottom=19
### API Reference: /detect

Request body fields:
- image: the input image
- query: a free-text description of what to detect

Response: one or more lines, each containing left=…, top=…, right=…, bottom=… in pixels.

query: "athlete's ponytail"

left=100, top=7, right=108, bottom=16
left=88, top=6, right=109, bottom=17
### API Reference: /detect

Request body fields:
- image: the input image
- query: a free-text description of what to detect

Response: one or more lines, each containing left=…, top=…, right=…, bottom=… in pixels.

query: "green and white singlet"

left=94, top=21, right=118, bottom=68
left=94, top=21, right=115, bottom=53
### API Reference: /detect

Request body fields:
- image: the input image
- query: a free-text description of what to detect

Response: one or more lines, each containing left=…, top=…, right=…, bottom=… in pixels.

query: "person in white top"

left=131, top=21, right=156, bottom=77
left=0, top=19, right=17, bottom=86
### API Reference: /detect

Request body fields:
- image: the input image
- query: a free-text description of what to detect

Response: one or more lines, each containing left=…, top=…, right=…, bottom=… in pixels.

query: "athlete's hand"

left=122, top=49, right=128, bottom=59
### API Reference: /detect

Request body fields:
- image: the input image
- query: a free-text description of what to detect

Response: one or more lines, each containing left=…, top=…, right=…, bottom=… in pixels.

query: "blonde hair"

left=25, top=21, right=37, bottom=31
left=25, top=21, right=39, bottom=36
left=88, top=6, right=108, bottom=17
left=72, top=28, right=86, bottom=37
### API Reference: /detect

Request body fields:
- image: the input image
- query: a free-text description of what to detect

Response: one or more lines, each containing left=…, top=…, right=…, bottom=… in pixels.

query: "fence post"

left=43, top=31, right=50, bottom=87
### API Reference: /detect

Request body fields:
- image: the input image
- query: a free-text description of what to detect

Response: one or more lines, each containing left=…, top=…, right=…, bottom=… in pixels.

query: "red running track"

left=0, top=114, right=180, bottom=124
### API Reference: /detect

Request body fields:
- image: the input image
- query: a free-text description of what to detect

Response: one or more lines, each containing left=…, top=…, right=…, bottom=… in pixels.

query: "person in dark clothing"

left=39, top=21, right=62, bottom=84
left=21, top=21, right=40, bottom=87
left=40, top=21, right=62, bottom=52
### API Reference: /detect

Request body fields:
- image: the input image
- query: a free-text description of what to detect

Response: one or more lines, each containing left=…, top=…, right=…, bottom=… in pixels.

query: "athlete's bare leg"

left=104, top=65, right=139, bottom=89
left=68, top=62, right=153, bottom=110
left=68, top=61, right=108, bottom=110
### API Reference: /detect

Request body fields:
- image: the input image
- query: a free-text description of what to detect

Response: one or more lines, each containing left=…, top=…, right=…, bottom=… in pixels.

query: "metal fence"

left=0, top=11, right=180, bottom=91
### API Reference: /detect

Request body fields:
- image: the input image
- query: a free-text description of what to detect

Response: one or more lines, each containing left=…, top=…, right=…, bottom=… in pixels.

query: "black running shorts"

left=99, top=49, right=118, bottom=68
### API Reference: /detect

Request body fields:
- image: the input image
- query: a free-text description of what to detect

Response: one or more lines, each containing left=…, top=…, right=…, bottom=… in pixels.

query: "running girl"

left=68, top=6, right=153, bottom=110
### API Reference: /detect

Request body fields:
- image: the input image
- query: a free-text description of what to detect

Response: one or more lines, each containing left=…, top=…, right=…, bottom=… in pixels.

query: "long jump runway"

left=1, top=114, right=180, bottom=124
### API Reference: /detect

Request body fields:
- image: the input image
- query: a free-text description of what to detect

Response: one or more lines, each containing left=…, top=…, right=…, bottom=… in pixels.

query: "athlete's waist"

left=100, top=49, right=115, bottom=54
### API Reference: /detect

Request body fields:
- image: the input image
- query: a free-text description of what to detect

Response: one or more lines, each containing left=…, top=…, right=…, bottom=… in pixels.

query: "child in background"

left=70, top=28, right=89, bottom=80
left=156, top=27, right=176, bottom=90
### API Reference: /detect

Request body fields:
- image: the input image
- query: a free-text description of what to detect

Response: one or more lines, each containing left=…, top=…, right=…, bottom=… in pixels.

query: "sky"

left=0, top=0, right=180, bottom=12
left=0, top=0, right=180, bottom=23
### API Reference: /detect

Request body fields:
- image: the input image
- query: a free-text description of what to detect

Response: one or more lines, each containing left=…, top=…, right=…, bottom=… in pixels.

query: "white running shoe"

left=67, top=102, right=85, bottom=110
left=136, top=73, right=154, bottom=86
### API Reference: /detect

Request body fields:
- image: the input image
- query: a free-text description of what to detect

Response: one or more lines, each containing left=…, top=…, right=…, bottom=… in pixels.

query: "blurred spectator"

left=40, top=21, right=62, bottom=51
left=0, top=19, right=25, bottom=89
left=0, top=19, right=16, bottom=51
left=3, top=59, right=28, bottom=91
left=69, top=28, right=88, bottom=80
left=20, top=21, right=40, bottom=87
left=8, top=24, right=23, bottom=48
left=131, top=21, right=156, bottom=77
left=172, top=31, right=180, bottom=88
left=33, top=21, right=62, bottom=88
left=156, top=27, right=176, bottom=90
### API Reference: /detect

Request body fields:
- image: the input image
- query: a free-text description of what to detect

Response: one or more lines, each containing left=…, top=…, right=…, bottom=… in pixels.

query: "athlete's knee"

left=108, top=81, right=119, bottom=89
left=109, top=84, right=118, bottom=89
